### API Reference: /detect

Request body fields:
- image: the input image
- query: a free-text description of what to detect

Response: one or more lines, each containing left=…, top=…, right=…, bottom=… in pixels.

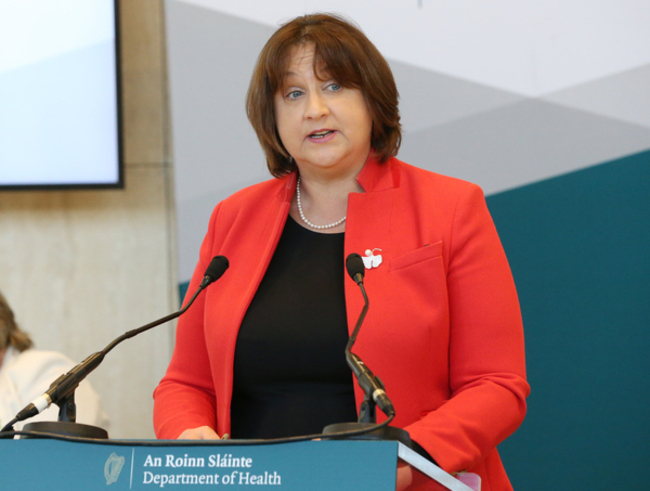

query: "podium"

left=0, top=439, right=475, bottom=490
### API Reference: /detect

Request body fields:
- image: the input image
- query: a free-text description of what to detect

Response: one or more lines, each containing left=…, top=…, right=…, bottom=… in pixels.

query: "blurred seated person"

left=0, top=290, right=109, bottom=432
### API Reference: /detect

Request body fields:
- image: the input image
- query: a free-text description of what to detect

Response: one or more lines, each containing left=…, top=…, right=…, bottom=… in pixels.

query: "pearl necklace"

left=296, top=177, right=347, bottom=230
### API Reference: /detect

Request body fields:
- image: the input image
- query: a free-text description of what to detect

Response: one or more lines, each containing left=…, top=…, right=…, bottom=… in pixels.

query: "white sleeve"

left=3, top=349, right=109, bottom=431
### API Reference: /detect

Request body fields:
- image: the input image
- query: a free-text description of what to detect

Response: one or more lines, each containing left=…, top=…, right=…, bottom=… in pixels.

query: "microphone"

left=344, top=253, right=395, bottom=418
left=346, top=352, right=395, bottom=418
left=200, top=255, right=230, bottom=288
left=346, top=252, right=365, bottom=285
left=1, top=255, right=230, bottom=435
left=323, top=254, right=409, bottom=446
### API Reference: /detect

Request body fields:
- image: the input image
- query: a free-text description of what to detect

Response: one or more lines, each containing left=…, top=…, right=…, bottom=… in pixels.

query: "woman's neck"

left=290, top=173, right=363, bottom=234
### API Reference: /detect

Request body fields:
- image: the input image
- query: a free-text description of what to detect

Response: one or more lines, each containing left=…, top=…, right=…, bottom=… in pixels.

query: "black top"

left=230, top=216, right=358, bottom=439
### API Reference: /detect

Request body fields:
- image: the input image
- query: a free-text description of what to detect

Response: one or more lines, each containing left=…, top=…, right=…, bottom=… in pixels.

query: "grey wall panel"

left=543, top=63, right=650, bottom=129
left=390, top=59, right=525, bottom=133
left=166, top=2, right=275, bottom=278
left=398, top=99, right=650, bottom=194
left=166, top=1, right=273, bottom=203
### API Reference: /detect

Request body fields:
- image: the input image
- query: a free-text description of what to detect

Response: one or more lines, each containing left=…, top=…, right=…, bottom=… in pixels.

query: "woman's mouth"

left=308, top=130, right=335, bottom=139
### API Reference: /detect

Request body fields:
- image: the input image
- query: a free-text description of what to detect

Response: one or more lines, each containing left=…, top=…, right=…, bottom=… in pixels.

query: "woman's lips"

left=307, top=129, right=336, bottom=142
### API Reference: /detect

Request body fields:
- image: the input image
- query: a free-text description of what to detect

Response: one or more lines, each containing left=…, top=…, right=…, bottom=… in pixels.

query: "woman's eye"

left=326, top=83, right=341, bottom=91
left=286, top=90, right=303, bottom=99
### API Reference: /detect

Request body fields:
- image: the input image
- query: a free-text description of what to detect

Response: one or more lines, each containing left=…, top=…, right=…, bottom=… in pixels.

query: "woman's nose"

left=304, top=91, right=328, bottom=119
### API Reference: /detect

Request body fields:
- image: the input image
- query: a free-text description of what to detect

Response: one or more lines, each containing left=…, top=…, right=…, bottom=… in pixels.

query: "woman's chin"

left=296, top=149, right=368, bottom=179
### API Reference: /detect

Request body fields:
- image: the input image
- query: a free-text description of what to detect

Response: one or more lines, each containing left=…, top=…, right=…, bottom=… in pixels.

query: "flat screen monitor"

left=0, top=0, right=122, bottom=190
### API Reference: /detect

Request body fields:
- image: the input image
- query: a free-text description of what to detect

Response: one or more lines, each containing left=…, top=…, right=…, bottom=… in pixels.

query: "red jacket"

left=154, top=155, right=529, bottom=490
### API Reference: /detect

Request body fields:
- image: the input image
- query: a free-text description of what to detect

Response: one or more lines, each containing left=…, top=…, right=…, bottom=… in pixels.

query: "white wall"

left=0, top=0, right=175, bottom=439
left=165, top=0, right=650, bottom=283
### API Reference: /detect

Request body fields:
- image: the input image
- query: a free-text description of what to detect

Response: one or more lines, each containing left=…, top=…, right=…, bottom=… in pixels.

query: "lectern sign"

left=1, top=439, right=398, bottom=490
left=140, top=451, right=281, bottom=486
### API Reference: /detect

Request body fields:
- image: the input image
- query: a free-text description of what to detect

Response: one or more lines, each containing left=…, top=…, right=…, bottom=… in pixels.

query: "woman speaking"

left=154, top=13, right=529, bottom=491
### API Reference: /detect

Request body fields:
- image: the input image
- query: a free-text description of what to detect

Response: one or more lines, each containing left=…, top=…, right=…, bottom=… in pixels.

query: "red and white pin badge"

left=362, top=248, right=383, bottom=269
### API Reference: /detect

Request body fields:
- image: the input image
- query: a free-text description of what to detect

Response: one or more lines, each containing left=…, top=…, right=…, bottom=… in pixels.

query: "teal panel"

left=0, top=439, right=398, bottom=490
left=487, top=150, right=650, bottom=489
left=179, top=281, right=190, bottom=305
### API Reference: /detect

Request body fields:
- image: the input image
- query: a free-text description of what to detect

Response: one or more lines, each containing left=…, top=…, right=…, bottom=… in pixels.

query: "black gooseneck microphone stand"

left=1, top=256, right=230, bottom=439
left=323, top=253, right=412, bottom=447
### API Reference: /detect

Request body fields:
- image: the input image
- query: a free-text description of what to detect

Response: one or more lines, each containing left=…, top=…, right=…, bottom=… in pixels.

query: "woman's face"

left=274, top=44, right=373, bottom=181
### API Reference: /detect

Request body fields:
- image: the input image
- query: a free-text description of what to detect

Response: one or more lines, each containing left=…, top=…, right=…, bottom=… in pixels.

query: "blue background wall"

left=490, top=150, right=650, bottom=489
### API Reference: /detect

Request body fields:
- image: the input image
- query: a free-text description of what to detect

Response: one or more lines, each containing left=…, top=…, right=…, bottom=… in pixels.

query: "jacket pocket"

left=389, top=241, right=443, bottom=272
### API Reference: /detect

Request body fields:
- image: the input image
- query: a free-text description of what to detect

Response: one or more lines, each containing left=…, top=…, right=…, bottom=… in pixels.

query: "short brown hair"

left=246, top=13, right=401, bottom=178
left=0, top=290, right=33, bottom=353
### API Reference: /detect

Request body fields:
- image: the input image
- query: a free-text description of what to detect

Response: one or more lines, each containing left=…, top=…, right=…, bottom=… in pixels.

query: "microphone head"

left=346, top=253, right=365, bottom=284
left=204, top=256, right=229, bottom=284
